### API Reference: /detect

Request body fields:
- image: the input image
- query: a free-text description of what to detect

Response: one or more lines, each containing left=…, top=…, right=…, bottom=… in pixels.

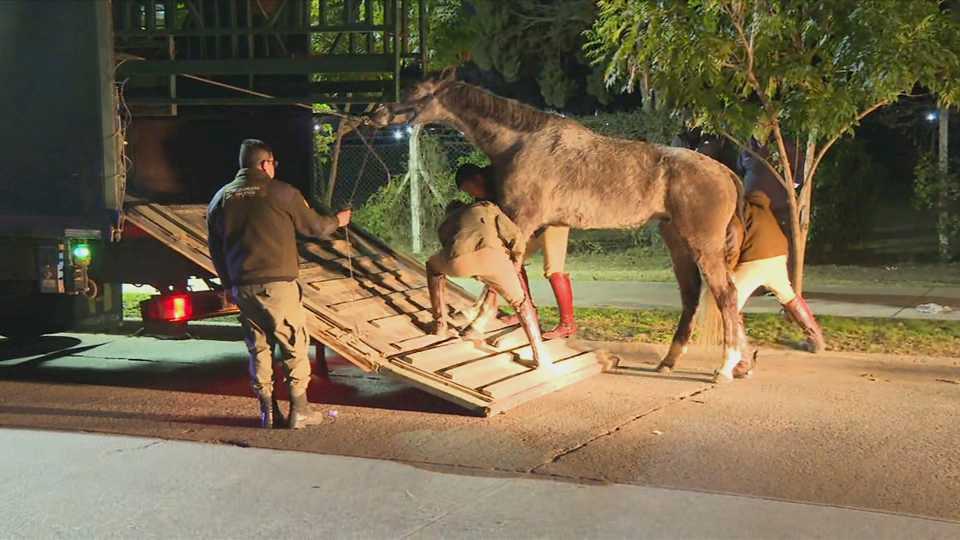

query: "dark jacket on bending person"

left=437, top=201, right=525, bottom=262
left=738, top=138, right=803, bottom=214
left=207, top=168, right=339, bottom=287
left=739, top=191, right=790, bottom=263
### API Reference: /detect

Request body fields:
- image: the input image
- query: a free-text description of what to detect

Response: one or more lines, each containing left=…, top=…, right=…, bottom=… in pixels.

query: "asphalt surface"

left=1, top=331, right=958, bottom=536
left=3, top=429, right=958, bottom=539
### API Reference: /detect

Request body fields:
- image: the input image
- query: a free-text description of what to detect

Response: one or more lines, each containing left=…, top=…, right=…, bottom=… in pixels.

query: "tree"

left=436, top=0, right=610, bottom=110
left=587, top=0, right=960, bottom=292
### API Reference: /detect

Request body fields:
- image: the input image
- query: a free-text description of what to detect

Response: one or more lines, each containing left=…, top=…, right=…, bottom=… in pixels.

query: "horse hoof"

left=656, top=363, right=673, bottom=375
left=712, top=370, right=734, bottom=384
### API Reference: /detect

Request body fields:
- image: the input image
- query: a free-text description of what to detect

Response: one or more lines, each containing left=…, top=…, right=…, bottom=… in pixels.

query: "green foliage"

left=428, top=0, right=479, bottom=68
left=353, top=133, right=488, bottom=252
left=587, top=0, right=960, bottom=284
left=466, top=0, right=599, bottom=108
left=808, top=139, right=884, bottom=253
left=913, top=151, right=960, bottom=256
left=587, top=0, right=960, bottom=143
left=577, top=109, right=683, bottom=144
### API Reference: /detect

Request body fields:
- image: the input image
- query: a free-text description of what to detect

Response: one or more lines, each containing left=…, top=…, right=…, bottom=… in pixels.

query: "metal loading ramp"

left=124, top=201, right=610, bottom=416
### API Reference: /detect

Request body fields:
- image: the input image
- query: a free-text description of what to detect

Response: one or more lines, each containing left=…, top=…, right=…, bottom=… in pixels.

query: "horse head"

left=367, top=68, right=458, bottom=128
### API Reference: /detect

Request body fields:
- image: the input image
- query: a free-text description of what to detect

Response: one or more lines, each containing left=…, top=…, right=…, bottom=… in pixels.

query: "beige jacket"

left=437, top=201, right=525, bottom=261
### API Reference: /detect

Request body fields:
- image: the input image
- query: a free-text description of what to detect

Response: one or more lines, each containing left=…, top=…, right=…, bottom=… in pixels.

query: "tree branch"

left=811, top=100, right=889, bottom=176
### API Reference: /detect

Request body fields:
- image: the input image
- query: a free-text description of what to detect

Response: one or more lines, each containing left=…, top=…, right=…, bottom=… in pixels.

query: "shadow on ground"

left=0, top=334, right=468, bottom=419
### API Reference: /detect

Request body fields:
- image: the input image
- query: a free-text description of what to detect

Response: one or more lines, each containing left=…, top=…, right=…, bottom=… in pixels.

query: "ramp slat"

left=479, top=352, right=600, bottom=400
left=439, top=352, right=531, bottom=389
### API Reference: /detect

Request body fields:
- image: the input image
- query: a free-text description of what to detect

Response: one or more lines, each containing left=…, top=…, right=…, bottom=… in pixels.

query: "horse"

left=369, top=73, right=747, bottom=381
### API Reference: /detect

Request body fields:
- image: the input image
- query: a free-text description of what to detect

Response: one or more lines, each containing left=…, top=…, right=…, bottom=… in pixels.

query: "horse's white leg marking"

left=713, top=347, right=741, bottom=383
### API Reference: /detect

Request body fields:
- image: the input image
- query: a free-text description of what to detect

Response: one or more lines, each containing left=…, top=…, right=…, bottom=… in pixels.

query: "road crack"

left=530, top=385, right=714, bottom=474
left=106, top=440, right=164, bottom=454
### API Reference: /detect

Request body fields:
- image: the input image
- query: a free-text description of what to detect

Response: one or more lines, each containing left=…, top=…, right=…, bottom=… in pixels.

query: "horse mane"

left=438, top=82, right=561, bottom=132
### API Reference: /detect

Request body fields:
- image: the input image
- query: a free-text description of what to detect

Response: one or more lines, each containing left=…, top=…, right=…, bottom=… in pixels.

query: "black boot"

left=257, top=394, right=286, bottom=429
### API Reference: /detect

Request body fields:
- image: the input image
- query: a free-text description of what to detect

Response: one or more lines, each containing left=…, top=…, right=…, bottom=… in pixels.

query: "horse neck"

left=438, top=109, right=525, bottom=157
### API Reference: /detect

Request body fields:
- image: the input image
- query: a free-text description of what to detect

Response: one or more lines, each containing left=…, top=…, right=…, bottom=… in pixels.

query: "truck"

left=0, top=0, right=414, bottom=337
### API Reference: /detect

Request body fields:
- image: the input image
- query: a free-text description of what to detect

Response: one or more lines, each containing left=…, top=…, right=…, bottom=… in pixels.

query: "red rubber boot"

left=542, top=273, right=577, bottom=340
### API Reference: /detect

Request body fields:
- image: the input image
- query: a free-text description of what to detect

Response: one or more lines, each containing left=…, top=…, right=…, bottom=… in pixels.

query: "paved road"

left=452, top=279, right=960, bottom=320
left=3, top=428, right=958, bottom=539
left=1, top=331, right=958, bottom=535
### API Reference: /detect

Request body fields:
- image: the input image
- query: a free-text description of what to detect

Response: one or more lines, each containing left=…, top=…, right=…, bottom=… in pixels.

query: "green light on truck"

left=72, top=243, right=92, bottom=265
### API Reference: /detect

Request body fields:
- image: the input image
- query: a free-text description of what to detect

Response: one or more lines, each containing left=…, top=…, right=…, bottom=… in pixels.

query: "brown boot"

left=497, top=267, right=533, bottom=326
left=288, top=392, right=322, bottom=429
left=513, top=297, right=551, bottom=369
left=427, top=272, right=448, bottom=336
left=542, top=273, right=577, bottom=339
left=783, top=296, right=825, bottom=353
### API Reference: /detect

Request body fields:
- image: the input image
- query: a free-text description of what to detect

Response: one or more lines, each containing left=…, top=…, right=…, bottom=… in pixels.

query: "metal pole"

left=409, top=125, right=422, bottom=253
left=938, top=106, right=951, bottom=260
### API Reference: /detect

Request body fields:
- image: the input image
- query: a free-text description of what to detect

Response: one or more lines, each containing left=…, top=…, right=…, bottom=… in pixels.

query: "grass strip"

left=124, top=294, right=959, bottom=357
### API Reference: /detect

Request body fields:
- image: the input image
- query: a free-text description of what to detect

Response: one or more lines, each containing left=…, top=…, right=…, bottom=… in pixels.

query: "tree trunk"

left=640, top=70, right=654, bottom=112
left=938, top=106, right=951, bottom=261
left=323, top=120, right=348, bottom=208
left=783, top=133, right=818, bottom=295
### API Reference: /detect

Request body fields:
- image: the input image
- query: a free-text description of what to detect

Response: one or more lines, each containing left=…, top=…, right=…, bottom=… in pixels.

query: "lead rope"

left=338, top=122, right=392, bottom=343
left=340, top=120, right=389, bottom=283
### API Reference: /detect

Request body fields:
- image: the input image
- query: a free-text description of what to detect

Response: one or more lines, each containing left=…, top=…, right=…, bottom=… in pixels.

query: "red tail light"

left=141, top=293, right=194, bottom=322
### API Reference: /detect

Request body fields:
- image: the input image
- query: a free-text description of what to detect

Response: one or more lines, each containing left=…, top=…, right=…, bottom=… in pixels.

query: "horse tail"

left=693, top=285, right=724, bottom=348
left=696, top=170, right=745, bottom=348
left=724, top=171, right=745, bottom=271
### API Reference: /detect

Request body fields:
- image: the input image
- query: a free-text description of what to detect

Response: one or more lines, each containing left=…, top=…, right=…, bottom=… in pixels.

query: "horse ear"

left=439, top=65, right=457, bottom=82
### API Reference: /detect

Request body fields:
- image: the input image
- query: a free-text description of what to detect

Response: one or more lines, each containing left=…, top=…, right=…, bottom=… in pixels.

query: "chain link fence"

left=311, top=125, right=483, bottom=256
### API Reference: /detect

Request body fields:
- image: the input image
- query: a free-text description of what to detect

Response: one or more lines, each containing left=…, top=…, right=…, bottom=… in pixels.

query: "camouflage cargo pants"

left=233, top=280, right=311, bottom=397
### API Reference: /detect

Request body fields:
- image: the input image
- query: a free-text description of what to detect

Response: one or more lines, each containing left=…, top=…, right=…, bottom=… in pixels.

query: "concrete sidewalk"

left=2, top=429, right=957, bottom=539
left=453, top=279, right=960, bottom=320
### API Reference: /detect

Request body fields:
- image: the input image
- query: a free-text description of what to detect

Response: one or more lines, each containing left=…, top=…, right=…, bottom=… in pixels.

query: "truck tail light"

left=141, top=293, right=194, bottom=322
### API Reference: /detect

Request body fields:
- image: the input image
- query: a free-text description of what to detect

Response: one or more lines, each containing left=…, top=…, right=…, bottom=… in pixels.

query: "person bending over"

left=455, top=164, right=578, bottom=339
left=425, top=176, right=550, bottom=369
left=730, top=190, right=826, bottom=378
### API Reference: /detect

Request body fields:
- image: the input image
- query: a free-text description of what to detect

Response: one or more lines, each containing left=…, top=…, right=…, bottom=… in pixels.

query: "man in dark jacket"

left=738, top=137, right=803, bottom=235
left=207, top=139, right=351, bottom=429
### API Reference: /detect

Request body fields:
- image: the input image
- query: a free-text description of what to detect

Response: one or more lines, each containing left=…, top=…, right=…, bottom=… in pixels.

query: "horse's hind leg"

left=695, top=250, right=740, bottom=382
left=657, top=222, right=702, bottom=374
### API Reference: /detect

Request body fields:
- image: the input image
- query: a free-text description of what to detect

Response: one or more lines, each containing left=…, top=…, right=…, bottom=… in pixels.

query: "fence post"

left=324, top=120, right=347, bottom=208
left=409, top=125, right=423, bottom=253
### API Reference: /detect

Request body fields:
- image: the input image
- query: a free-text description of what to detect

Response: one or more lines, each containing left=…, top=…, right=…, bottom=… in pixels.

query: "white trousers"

left=731, top=255, right=797, bottom=310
